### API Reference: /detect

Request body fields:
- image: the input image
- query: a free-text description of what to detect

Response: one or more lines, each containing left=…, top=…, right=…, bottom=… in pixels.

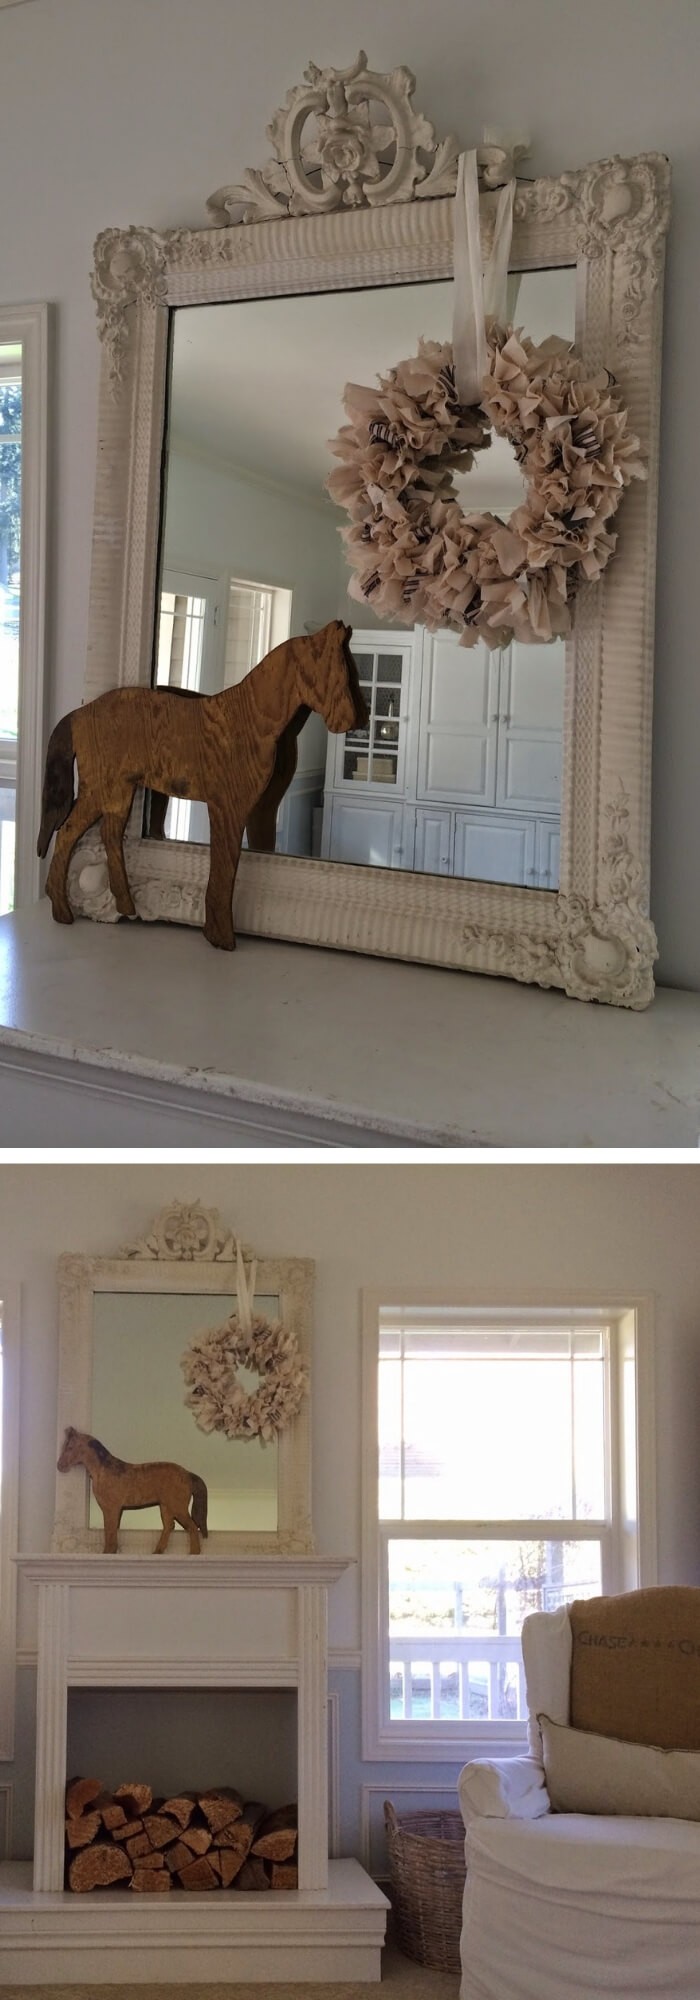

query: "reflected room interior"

left=90, top=1293, right=279, bottom=1533
left=151, top=267, right=574, bottom=892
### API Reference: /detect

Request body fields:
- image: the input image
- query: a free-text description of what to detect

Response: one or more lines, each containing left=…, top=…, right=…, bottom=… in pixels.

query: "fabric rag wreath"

left=327, top=323, right=646, bottom=649
left=180, top=1247, right=309, bottom=1444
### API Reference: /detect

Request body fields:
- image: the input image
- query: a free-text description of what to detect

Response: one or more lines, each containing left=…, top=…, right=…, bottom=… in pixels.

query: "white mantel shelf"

left=8, top=1550, right=389, bottom=1984
left=1, top=901, right=700, bottom=1145
left=18, top=1554, right=352, bottom=1586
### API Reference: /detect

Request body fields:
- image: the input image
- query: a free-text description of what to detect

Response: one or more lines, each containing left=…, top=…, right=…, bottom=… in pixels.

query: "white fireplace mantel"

left=3, top=1554, right=388, bottom=1985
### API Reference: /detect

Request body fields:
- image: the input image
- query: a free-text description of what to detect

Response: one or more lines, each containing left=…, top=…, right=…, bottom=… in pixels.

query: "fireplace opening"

left=65, top=1688, right=299, bottom=1893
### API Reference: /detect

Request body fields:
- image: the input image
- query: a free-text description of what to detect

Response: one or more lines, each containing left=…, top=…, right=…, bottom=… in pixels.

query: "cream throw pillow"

left=539, top=1713, right=700, bottom=1818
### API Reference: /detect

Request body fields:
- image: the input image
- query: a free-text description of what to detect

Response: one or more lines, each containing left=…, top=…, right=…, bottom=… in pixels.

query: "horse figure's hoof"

left=49, top=899, right=74, bottom=926
left=203, top=921, right=236, bottom=952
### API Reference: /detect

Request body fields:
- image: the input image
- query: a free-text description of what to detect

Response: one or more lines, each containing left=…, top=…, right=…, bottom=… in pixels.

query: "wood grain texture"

left=39, top=623, right=366, bottom=950
left=56, top=1428, right=208, bottom=1555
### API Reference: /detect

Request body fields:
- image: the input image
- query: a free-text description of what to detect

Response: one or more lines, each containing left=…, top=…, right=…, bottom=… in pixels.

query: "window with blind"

left=0, top=306, right=48, bottom=914
left=362, top=1299, right=654, bottom=1759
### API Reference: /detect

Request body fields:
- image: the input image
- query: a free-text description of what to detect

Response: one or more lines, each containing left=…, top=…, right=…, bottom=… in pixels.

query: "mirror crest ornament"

left=75, top=53, right=670, bottom=1008
left=52, top=1203, right=314, bottom=1555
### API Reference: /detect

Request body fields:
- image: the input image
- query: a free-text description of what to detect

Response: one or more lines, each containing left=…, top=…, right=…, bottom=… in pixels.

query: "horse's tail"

left=190, top=1473, right=208, bottom=1538
left=37, top=711, right=75, bottom=857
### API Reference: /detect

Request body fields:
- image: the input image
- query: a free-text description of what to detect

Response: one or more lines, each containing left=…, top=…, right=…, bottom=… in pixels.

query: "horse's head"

left=57, top=1425, right=81, bottom=1471
left=294, top=622, right=369, bottom=735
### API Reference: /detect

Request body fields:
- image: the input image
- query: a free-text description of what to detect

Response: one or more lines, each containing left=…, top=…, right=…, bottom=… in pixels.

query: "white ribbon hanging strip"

left=453, top=149, right=515, bottom=408
left=235, top=1241, right=257, bottom=1337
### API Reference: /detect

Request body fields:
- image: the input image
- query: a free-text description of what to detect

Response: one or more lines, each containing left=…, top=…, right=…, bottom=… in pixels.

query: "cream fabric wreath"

left=327, top=325, right=645, bottom=648
left=181, top=1313, right=309, bottom=1443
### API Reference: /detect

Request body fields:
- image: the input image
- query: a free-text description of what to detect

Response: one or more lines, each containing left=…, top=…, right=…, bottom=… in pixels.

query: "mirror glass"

left=152, top=266, right=574, bottom=893
left=90, top=1293, right=279, bottom=1532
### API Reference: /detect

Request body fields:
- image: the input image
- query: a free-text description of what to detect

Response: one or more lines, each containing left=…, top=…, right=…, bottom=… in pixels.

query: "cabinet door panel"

left=419, top=632, right=499, bottom=805
left=537, top=818, right=561, bottom=890
left=325, top=798, right=406, bottom=869
left=414, top=808, right=453, bottom=876
left=496, top=642, right=564, bottom=811
left=453, top=812, right=537, bottom=888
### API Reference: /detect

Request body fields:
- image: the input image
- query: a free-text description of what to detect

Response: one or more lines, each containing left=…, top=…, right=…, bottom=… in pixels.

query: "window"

left=223, top=578, right=292, bottom=685
left=0, top=307, right=48, bottom=913
left=362, top=1298, right=655, bottom=1759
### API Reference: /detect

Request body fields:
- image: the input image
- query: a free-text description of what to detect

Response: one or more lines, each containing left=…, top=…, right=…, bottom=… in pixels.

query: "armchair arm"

left=458, top=1754, right=550, bottom=1828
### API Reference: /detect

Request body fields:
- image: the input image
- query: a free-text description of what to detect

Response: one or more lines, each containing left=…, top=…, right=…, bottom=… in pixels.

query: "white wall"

left=1, top=0, right=698, bottom=983
left=3, top=1161, right=700, bottom=1857
left=163, top=446, right=342, bottom=644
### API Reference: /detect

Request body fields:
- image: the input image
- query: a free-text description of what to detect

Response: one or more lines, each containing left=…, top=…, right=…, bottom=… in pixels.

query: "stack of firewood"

left=64, top=1777, right=298, bottom=1892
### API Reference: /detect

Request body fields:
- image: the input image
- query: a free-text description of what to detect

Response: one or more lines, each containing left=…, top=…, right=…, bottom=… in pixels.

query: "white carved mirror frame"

left=70, top=57, right=670, bottom=1009
left=51, top=1202, right=314, bottom=1555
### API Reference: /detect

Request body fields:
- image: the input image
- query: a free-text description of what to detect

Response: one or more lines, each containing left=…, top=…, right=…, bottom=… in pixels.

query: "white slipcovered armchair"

left=458, top=1594, right=700, bottom=2000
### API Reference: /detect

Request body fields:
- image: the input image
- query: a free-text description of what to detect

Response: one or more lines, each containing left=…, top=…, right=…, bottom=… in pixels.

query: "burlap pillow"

left=569, top=1588, right=700, bottom=1750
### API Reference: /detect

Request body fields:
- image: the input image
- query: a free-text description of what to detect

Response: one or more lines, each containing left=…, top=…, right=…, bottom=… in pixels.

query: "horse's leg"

left=155, top=1504, right=174, bottom=1554
left=148, top=790, right=169, bottom=840
left=173, top=1507, right=201, bottom=1554
left=245, top=712, right=304, bottom=853
left=101, top=794, right=137, bottom=917
left=101, top=1503, right=121, bottom=1554
left=203, top=802, right=244, bottom=951
left=45, top=788, right=102, bottom=924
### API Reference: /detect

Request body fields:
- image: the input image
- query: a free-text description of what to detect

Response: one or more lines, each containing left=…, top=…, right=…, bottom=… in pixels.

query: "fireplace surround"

left=1, top=1555, right=388, bottom=1983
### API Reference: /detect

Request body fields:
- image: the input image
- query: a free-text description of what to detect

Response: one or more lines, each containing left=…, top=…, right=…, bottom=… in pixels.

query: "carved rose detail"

left=206, top=52, right=460, bottom=223
left=462, top=870, right=657, bottom=1010
left=91, top=226, right=168, bottom=391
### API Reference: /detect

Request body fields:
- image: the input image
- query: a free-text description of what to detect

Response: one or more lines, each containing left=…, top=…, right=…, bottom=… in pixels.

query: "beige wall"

left=1, top=0, right=699, bottom=983
left=4, top=1159, right=700, bottom=1857
left=5, top=1161, right=700, bottom=1643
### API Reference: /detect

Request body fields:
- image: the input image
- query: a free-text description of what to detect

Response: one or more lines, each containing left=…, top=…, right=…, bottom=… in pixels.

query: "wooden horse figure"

left=148, top=704, right=311, bottom=852
left=37, top=621, right=368, bottom=950
left=57, top=1426, right=208, bottom=1554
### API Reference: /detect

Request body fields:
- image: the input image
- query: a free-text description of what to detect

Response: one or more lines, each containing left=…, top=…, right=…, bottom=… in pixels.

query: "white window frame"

left=0, top=1281, right=20, bottom=1761
left=0, top=304, right=49, bottom=910
left=361, top=1289, right=656, bottom=1763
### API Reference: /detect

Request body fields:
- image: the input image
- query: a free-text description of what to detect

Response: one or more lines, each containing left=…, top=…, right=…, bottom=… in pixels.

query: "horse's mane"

left=84, top=1433, right=117, bottom=1467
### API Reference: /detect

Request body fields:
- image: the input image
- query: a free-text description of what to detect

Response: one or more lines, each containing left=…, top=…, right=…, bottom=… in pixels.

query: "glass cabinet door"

left=342, top=645, right=407, bottom=789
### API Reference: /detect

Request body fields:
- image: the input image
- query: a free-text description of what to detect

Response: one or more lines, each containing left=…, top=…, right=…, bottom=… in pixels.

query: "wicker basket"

left=383, top=1800, right=466, bottom=1973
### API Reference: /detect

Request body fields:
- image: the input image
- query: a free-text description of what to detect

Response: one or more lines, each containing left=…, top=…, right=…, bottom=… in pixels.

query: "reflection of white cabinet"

left=322, top=627, right=564, bottom=887
left=323, top=797, right=408, bottom=869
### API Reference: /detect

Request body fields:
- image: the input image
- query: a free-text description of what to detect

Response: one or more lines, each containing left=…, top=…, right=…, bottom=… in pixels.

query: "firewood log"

left=143, top=1813, right=183, bottom=1850
left=115, top=1782, right=153, bottom=1817
left=126, top=1831, right=153, bottom=1860
left=234, top=1856, right=270, bottom=1891
left=270, top=1861, right=299, bottom=1890
left=198, top=1787, right=244, bottom=1833
left=252, top=1803, right=298, bottom=1861
left=218, top=1848, right=248, bottom=1888
left=65, top=1811, right=102, bottom=1851
left=212, top=1801, right=266, bottom=1861
left=130, top=1866, right=171, bottom=1893
left=179, top=1825, right=212, bottom=1855
left=160, top=1794, right=197, bottom=1829
left=178, top=1854, right=219, bottom=1891
left=165, top=1840, right=196, bottom=1875
left=99, top=1801, right=128, bottom=1832
left=68, top=1842, right=132, bottom=1892
left=65, top=1777, right=103, bottom=1819
left=111, top=1818, right=143, bottom=1842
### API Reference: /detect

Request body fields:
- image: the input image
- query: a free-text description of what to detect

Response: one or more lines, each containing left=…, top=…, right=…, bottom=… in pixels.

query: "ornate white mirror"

left=52, top=1201, right=314, bottom=1554
left=69, top=55, right=670, bottom=1007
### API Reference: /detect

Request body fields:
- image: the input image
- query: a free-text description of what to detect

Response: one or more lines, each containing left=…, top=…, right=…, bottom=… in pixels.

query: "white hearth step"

left=0, top=1858, right=389, bottom=1983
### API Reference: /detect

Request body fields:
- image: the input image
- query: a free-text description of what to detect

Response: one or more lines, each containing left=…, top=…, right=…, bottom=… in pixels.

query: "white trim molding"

left=0, top=1281, right=20, bottom=1761
left=361, top=1288, right=656, bottom=1762
left=0, top=304, right=49, bottom=910
left=62, top=55, right=669, bottom=1009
